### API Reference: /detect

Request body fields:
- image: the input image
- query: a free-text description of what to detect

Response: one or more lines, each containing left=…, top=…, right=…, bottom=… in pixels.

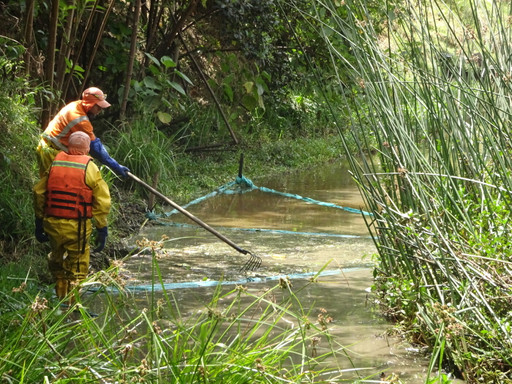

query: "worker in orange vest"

left=36, top=87, right=129, bottom=178
left=33, top=131, right=111, bottom=303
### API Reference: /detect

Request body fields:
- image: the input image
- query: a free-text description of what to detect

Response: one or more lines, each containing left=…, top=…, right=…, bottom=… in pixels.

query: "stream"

left=114, top=159, right=464, bottom=383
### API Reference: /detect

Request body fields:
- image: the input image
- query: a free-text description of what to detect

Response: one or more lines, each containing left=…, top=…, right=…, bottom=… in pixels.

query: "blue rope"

left=163, top=178, right=249, bottom=217
left=163, top=175, right=372, bottom=217
left=146, top=220, right=374, bottom=239
left=87, top=268, right=368, bottom=293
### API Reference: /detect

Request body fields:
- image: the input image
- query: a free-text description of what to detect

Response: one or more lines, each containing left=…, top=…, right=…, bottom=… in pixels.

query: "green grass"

left=0, top=79, right=40, bottom=248
left=0, top=238, right=376, bottom=383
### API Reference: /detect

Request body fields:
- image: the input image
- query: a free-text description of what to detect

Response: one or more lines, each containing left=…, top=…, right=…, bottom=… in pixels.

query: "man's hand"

left=111, top=163, right=130, bottom=178
left=94, top=226, right=108, bottom=252
left=35, top=218, right=49, bottom=243
left=89, top=138, right=130, bottom=177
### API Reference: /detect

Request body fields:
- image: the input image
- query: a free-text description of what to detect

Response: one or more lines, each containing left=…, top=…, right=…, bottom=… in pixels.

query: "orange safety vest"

left=41, top=101, right=95, bottom=150
left=45, top=152, right=94, bottom=219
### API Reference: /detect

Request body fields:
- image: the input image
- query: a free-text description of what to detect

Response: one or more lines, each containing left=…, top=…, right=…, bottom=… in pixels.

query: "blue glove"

left=89, top=138, right=130, bottom=177
left=35, top=218, right=49, bottom=243
left=94, top=226, right=108, bottom=252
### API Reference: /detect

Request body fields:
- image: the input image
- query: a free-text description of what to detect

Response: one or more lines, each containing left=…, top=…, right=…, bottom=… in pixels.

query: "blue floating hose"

left=161, top=175, right=371, bottom=217
left=87, top=267, right=369, bottom=293
left=142, top=174, right=374, bottom=239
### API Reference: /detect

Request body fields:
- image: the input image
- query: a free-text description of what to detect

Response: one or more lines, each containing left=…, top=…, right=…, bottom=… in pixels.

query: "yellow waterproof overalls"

left=33, top=152, right=110, bottom=300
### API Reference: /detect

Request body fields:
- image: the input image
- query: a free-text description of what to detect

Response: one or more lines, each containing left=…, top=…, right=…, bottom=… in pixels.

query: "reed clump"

left=312, top=0, right=512, bottom=381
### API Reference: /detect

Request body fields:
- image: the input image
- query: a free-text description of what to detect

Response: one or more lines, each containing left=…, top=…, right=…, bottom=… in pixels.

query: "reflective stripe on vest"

left=41, top=101, right=90, bottom=150
left=45, top=152, right=94, bottom=219
left=42, top=132, right=68, bottom=151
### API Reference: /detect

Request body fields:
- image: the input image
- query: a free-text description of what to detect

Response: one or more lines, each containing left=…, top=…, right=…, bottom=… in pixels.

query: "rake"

left=127, top=172, right=262, bottom=272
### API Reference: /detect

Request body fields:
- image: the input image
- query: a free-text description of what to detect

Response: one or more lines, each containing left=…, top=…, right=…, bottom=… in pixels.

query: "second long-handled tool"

left=127, top=172, right=262, bottom=272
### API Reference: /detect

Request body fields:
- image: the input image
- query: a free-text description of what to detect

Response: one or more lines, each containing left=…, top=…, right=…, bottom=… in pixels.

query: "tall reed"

left=309, top=0, right=512, bottom=381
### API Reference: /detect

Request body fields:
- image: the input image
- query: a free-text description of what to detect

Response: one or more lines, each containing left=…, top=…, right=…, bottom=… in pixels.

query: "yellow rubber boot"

left=68, top=280, right=79, bottom=307
left=55, top=279, right=69, bottom=300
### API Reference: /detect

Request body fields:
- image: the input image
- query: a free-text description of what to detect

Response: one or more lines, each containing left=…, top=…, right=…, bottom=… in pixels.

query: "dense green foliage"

left=0, top=0, right=354, bottom=252
left=0, top=65, right=40, bottom=258
left=0, top=0, right=348, bottom=143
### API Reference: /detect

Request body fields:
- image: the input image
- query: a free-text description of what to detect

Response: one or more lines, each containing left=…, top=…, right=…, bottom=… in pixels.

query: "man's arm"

left=89, top=138, right=130, bottom=177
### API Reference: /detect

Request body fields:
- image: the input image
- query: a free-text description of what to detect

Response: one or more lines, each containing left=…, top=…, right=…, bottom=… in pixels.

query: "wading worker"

left=33, top=131, right=111, bottom=302
left=36, top=86, right=129, bottom=178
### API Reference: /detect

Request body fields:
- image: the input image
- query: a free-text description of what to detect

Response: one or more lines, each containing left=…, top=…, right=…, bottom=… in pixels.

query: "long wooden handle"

left=127, top=172, right=249, bottom=255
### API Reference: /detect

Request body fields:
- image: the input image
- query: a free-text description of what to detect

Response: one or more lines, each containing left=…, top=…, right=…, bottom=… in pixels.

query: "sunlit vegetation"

left=0, top=0, right=354, bottom=253
left=0, top=239, right=375, bottom=383
left=314, top=0, right=512, bottom=381
left=3, top=0, right=511, bottom=381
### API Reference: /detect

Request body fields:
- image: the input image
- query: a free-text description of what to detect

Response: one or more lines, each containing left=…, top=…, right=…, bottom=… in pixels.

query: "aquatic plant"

left=308, top=0, right=512, bottom=381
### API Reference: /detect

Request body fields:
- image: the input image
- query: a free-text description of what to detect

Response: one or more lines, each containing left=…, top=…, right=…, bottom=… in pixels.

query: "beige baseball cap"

left=68, top=131, right=91, bottom=155
left=82, top=87, right=111, bottom=109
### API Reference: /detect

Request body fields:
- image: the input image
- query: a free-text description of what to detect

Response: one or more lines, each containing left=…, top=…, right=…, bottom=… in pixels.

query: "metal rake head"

left=240, top=252, right=262, bottom=272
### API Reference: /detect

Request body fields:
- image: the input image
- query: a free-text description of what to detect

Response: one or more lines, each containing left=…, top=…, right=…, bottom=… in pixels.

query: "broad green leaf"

left=256, top=83, right=265, bottom=96
left=242, top=94, right=258, bottom=111
left=148, top=65, right=160, bottom=76
left=223, top=74, right=234, bottom=86
left=144, top=52, right=161, bottom=67
left=144, top=89, right=159, bottom=97
left=223, top=84, right=233, bottom=102
left=157, top=111, right=172, bottom=124
left=243, top=81, right=254, bottom=94
left=175, top=71, right=193, bottom=85
left=168, top=81, right=186, bottom=95
left=143, top=76, right=160, bottom=90
left=161, top=56, right=176, bottom=68
left=133, top=81, right=142, bottom=92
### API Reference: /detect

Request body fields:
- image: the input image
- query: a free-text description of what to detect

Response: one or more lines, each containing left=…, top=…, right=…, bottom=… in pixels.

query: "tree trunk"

left=62, top=0, right=100, bottom=101
left=55, top=1, right=76, bottom=95
left=40, top=0, right=60, bottom=130
left=145, top=0, right=161, bottom=54
left=23, top=0, right=35, bottom=76
left=80, top=0, right=115, bottom=93
left=154, top=0, right=199, bottom=59
left=120, top=0, right=142, bottom=119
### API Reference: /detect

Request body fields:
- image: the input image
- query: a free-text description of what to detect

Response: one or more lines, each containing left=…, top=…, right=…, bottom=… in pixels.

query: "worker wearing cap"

left=33, top=131, right=111, bottom=303
left=36, top=87, right=129, bottom=178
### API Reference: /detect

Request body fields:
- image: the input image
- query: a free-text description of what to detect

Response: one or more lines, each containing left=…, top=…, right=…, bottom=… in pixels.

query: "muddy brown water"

left=108, top=160, right=464, bottom=383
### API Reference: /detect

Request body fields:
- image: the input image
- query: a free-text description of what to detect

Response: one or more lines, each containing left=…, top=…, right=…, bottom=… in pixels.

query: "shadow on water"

left=106, top=160, right=463, bottom=383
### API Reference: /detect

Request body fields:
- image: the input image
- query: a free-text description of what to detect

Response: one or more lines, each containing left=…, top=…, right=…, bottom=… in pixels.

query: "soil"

left=89, top=189, right=148, bottom=272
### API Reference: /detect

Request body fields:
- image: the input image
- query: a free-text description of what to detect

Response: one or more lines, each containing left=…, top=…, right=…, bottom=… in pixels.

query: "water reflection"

left=165, top=159, right=370, bottom=237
